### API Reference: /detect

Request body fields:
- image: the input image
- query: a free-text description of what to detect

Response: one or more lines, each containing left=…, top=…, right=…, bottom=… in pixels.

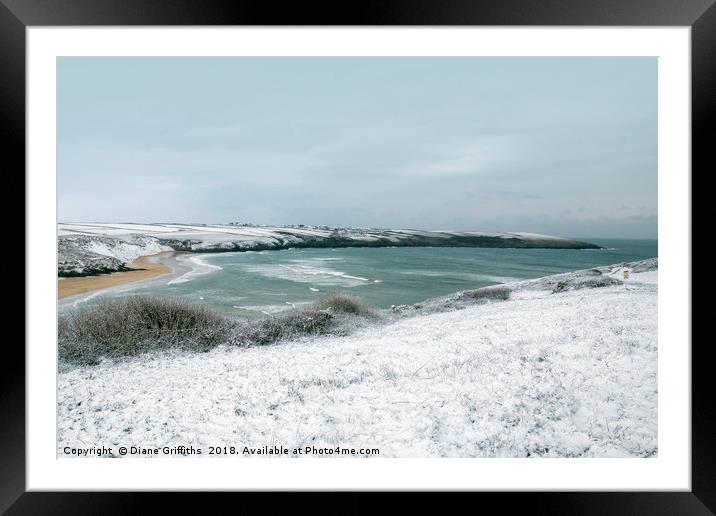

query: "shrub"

left=237, top=293, right=377, bottom=346
left=237, top=308, right=338, bottom=346
left=58, top=293, right=378, bottom=365
left=461, top=286, right=511, bottom=302
left=314, top=292, right=375, bottom=316
left=552, top=276, right=622, bottom=293
left=58, top=296, right=234, bottom=365
left=630, top=259, right=658, bottom=273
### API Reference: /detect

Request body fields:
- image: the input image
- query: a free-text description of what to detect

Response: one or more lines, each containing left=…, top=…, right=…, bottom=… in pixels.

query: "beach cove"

left=58, top=252, right=175, bottom=299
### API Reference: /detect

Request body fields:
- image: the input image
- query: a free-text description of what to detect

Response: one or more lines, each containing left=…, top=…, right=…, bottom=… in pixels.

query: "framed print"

left=4, top=0, right=711, bottom=512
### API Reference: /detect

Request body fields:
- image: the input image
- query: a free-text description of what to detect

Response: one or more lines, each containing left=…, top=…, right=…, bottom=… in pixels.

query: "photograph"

left=55, top=56, right=659, bottom=459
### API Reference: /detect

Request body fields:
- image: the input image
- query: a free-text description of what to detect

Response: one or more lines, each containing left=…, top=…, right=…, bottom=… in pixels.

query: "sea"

left=69, top=237, right=655, bottom=317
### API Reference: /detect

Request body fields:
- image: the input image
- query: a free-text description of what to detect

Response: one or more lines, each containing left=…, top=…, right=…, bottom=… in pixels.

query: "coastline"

left=58, top=252, right=174, bottom=300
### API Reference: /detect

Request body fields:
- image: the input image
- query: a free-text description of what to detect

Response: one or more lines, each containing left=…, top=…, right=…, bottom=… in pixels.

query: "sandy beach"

left=58, top=252, right=174, bottom=299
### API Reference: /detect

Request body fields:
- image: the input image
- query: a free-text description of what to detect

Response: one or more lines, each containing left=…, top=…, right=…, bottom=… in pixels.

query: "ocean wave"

left=290, top=257, right=344, bottom=262
left=72, top=290, right=103, bottom=308
left=400, top=270, right=521, bottom=284
left=167, top=255, right=223, bottom=285
left=400, top=271, right=450, bottom=277
left=243, top=260, right=371, bottom=287
left=235, top=302, right=311, bottom=315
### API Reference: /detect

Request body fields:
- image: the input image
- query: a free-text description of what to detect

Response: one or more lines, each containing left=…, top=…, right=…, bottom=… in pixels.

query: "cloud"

left=58, top=58, right=657, bottom=237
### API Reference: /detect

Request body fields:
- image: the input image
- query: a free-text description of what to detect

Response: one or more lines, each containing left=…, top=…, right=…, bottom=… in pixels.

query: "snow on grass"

left=59, top=223, right=596, bottom=250
left=84, top=237, right=172, bottom=264
left=166, top=224, right=281, bottom=238
left=57, top=268, right=657, bottom=458
left=273, top=227, right=334, bottom=238
left=84, top=223, right=182, bottom=234
left=392, top=229, right=453, bottom=238
left=508, top=232, right=570, bottom=241
left=58, top=223, right=167, bottom=236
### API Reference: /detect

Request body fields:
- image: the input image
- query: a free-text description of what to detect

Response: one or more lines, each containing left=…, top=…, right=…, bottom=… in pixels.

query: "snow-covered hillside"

left=58, top=222, right=601, bottom=276
left=57, top=259, right=657, bottom=458
left=58, top=234, right=172, bottom=276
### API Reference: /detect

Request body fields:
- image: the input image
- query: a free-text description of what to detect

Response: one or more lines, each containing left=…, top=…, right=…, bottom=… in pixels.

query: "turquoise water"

left=117, top=238, right=657, bottom=317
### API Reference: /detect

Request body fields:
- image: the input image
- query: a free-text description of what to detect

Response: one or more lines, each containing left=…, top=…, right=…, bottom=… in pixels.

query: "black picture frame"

left=3, top=0, right=709, bottom=513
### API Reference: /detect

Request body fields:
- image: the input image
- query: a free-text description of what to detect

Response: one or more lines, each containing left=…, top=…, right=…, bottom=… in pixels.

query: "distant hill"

left=57, top=223, right=601, bottom=277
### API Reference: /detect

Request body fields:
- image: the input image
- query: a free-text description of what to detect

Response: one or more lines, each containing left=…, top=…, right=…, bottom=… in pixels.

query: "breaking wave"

left=243, top=259, right=371, bottom=287
left=168, top=255, right=223, bottom=285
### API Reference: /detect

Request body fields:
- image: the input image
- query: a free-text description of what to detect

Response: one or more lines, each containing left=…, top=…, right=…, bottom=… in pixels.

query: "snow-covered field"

left=57, top=261, right=657, bottom=458
left=58, top=222, right=601, bottom=276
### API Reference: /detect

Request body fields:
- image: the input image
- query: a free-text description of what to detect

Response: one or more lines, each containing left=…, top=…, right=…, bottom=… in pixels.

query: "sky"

left=58, top=58, right=657, bottom=239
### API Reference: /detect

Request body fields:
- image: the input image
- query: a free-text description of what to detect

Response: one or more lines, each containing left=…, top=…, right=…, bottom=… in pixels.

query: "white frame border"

left=27, top=27, right=690, bottom=491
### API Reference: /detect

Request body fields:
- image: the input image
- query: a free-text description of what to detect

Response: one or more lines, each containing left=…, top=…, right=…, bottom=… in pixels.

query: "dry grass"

left=552, top=276, right=622, bottom=293
left=58, top=293, right=379, bottom=365
left=236, top=309, right=338, bottom=346
left=58, top=296, right=234, bottom=365
left=461, top=286, right=511, bottom=302
left=314, top=292, right=376, bottom=316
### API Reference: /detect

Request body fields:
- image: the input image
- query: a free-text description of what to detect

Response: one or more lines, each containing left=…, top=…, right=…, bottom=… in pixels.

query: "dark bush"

left=237, top=308, right=338, bottom=346
left=552, top=276, right=622, bottom=293
left=58, top=292, right=382, bottom=365
left=314, top=292, right=375, bottom=316
left=58, top=296, right=234, bottom=365
left=630, top=259, right=658, bottom=273
left=461, top=286, right=511, bottom=302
